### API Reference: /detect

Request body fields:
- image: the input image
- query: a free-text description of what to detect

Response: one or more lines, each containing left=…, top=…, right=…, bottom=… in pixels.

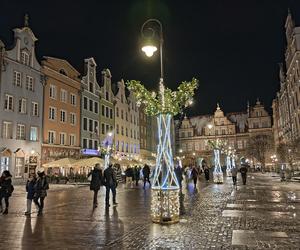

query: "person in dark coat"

left=240, top=164, right=248, bottom=185
left=134, top=166, right=140, bottom=186
left=0, top=170, right=13, bottom=214
left=88, top=163, right=103, bottom=208
left=191, top=166, right=199, bottom=189
left=174, top=164, right=183, bottom=189
left=125, top=166, right=134, bottom=186
left=25, top=174, right=36, bottom=215
left=142, top=164, right=151, bottom=189
left=103, top=164, right=117, bottom=207
left=204, top=165, right=210, bottom=182
left=34, top=169, right=49, bottom=215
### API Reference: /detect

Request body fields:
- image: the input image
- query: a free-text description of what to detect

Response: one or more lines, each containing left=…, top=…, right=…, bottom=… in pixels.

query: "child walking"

left=25, top=174, right=36, bottom=215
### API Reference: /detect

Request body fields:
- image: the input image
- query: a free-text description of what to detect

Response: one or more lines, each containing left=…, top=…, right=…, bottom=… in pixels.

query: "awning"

left=43, top=158, right=77, bottom=168
left=0, top=148, right=12, bottom=157
left=73, top=157, right=104, bottom=168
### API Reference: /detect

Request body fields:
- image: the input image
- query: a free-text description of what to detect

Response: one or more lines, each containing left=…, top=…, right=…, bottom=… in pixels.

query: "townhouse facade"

left=41, top=57, right=81, bottom=165
left=176, top=101, right=273, bottom=167
left=0, top=19, right=44, bottom=179
left=272, top=11, right=300, bottom=146
left=80, top=58, right=101, bottom=155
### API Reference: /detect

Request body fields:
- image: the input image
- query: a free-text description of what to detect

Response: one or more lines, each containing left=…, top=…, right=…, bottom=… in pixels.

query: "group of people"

left=0, top=168, right=49, bottom=215
left=174, top=160, right=249, bottom=189
left=124, top=164, right=151, bottom=189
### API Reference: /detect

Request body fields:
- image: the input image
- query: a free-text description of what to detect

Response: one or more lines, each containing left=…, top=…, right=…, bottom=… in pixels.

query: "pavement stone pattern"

left=0, top=173, right=299, bottom=249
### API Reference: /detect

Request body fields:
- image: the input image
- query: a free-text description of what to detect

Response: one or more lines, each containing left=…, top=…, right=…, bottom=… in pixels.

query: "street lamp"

left=141, top=19, right=180, bottom=224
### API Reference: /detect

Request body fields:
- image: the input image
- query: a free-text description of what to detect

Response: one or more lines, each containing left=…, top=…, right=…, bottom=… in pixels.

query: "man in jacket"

left=142, top=164, right=151, bottom=189
left=240, top=164, right=248, bottom=185
left=103, top=164, right=117, bottom=207
left=0, top=170, right=13, bottom=214
left=34, top=168, right=49, bottom=215
left=88, top=163, right=103, bottom=208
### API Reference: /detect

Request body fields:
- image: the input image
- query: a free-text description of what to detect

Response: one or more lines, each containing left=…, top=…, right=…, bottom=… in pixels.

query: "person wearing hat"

left=0, top=170, right=13, bottom=214
left=33, top=168, right=49, bottom=215
left=88, top=163, right=103, bottom=208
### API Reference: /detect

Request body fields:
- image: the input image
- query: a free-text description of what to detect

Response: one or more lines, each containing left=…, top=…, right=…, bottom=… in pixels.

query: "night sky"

left=1, top=0, right=300, bottom=116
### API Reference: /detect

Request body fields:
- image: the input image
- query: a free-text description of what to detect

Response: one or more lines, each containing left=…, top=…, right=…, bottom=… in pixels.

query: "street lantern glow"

left=142, top=45, right=157, bottom=57
left=108, top=132, right=113, bottom=137
left=207, top=124, right=213, bottom=129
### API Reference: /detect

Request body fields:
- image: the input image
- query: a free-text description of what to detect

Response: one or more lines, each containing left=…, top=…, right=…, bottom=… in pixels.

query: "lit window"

left=30, top=127, right=38, bottom=141
left=18, top=99, right=27, bottom=114
left=2, top=121, right=12, bottom=139
left=21, top=51, right=30, bottom=65
left=49, top=85, right=57, bottom=99
left=49, top=107, right=56, bottom=120
left=60, top=110, right=66, bottom=123
left=48, top=131, right=55, bottom=144
left=69, top=134, right=76, bottom=146
left=59, top=133, right=66, bottom=145
left=60, top=89, right=67, bottom=103
left=70, top=93, right=76, bottom=106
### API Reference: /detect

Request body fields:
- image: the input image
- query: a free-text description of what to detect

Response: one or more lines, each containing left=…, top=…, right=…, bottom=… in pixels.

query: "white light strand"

left=213, top=148, right=223, bottom=183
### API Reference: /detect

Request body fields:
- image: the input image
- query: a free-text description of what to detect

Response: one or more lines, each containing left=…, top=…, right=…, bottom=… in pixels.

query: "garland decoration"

left=126, top=78, right=198, bottom=116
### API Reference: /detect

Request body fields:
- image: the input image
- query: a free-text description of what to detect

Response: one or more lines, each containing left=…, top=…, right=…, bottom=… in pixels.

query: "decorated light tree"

left=223, top=146, right=236, bottom=177
left=101, top=132, right=113, bottom=169
left=208, top=139, right=226, bottom=184
left=127, top=78, right=198, bottom=223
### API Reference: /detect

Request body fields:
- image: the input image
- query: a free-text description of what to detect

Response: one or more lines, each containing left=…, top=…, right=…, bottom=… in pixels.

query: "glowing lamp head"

left=141, top=45, right=157, bottom=57
left=207, top=124, right=213, bottom=129
left=108, top=132, right=113, bottom=137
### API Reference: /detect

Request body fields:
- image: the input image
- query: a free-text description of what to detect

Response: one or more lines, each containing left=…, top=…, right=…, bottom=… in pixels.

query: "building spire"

left=24, top=13, right=29, bottom=27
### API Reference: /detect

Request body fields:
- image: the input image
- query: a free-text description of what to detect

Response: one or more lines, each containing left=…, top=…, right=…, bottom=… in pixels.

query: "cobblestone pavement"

left=0, top=173, right=299, bottom=249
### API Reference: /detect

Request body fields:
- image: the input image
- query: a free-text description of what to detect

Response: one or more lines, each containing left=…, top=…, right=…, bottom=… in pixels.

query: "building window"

left=2, top=121, right=12, bottom=139
left=94, top=140, right=98, bottom=150
left=48, top=131, right=55, bottom=144
left=106, top=91, right=109, bottom=101
left=110, top=125, right=113, bottom=131
left=15, top=157, right=24, bottom=178
left=126, top=128, right=128, bottom=137
left=94, top=102, right=98, bottom=114
left=70, top=93, right=76, bottom=106
left=106, top=124, right=109, bottom=133
left=59, top=133, right=66, bottom=145
left=126, top=112, right=128, bottom=121
left=130, top=129, right=132, bottom=138
left=21, top=51, right=30, bottom=65
left=188, top=132, right=192, bottom=137
left=181, top=132, right=185, bottom=137
left=110, top=109, right=113, bottom=119
left=30, top=126, right=38, bottom=141
left=94, top=121, right=98, bottom=135
left=60, top=89, right=67, bottom=103
left=83, top=118, right=87, bottom=131
left=222, top=129, right=226, bottom=135
left=0, top=157, right=9, bottom=173
left=89, top=81, right=94, bottom=93
left=4, top=94, right=14, bottom=111
left=18, top=99, right=27, bottom=114
left=89, top=99, right=93, bottom=112
left=70, top=113, right=76, bottom=125
left=26, top=76, right=34, bottom=91
left=237, top=140, right=243, bottom=149
left=121, top=110, right=124, bottom=119
left=121, top=95, right=124, bottom=103
left=89, top=119, right=93, bottom=132
left=102, top=105, right=105, bottom=116
left=31, top=102, right=38, bottom=116
left=60, top=110, right=66, bottom=123
left=13, top=71, right=22, bottom=86
left=49, top=85, right=57, bottom=99
left=121, top=126, right=124, bottom=135
left=83, top=138, right=87, bottom=148
left=83, top=97, right=88, bottom=110
left=16, top=124, right=25, bottom=140
left=49, top=107, right=56, bottom=120
left=89, top=139, right=93, bottom=149
left=102, top=123, right=105, bottom=134
left=106, top=107, right=109, bottom=117
left=116, top=124, right=119, bottom=134
left=116, top=107, right=119, bottom=117
left=69, top=134, right=76, bottom=146
left=134, top=130, right=136, bottom=139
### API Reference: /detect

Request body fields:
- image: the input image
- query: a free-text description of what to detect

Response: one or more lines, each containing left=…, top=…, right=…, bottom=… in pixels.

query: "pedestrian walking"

left=174, top=164, right=183, bottom=189
left=134, top=166, right=140, bottom=186
left=0, top=170, right=13, bottom=214
left=25, top=174, right=36, bottom=215
left=204, top=165, right=210, bottom=182
left=231, top=167, right=238, bottom=186
left=142, top=164, right=151, bottom=189
left=191, top=166, right=199, bottom=189
left=33, top=168, right=49, bottom=215
left=88, top=163, right=103, bottom=208
left=103, top=164, right=118, bottom=207
left=125, top=166, right=133, bottom=186
left=240, top=164, right=248, bottom=185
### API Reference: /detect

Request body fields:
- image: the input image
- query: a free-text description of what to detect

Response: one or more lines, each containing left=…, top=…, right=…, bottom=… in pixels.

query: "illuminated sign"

left=81, top=149, right=99, bottom=156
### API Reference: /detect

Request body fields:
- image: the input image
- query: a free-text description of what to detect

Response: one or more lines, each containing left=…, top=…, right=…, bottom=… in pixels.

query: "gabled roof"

left=42, top=56, right=80, bottom=77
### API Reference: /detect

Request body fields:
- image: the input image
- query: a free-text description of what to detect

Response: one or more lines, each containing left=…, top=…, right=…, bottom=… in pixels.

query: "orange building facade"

left=41, top=57, right=81, bottom=165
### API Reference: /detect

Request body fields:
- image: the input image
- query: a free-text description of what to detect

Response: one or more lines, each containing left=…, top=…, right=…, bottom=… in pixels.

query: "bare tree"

left=246, top=134, right=273, bottom=171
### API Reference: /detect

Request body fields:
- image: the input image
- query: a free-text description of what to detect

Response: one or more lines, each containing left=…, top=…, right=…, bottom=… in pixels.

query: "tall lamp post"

left=141, top=19, right=180, bottom=224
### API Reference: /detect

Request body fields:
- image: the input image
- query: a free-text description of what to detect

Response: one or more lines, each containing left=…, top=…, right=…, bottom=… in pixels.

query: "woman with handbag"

left=88, top=164, right=103, bottom=208
left=0, top=170, right=13, bottom=214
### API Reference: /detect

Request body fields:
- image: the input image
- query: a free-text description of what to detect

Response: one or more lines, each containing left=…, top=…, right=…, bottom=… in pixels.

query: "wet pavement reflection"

left=0, top=173, right=299, bottom=249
